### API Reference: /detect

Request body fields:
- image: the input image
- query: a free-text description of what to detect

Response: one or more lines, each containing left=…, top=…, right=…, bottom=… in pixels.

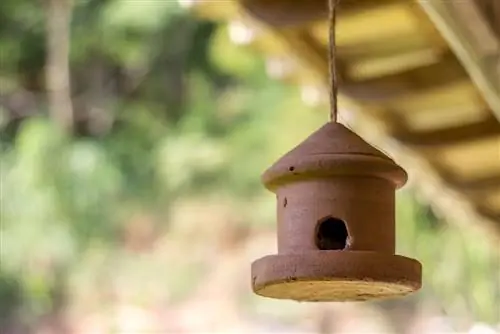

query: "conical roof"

left=262, top=122, right=407, bottom=190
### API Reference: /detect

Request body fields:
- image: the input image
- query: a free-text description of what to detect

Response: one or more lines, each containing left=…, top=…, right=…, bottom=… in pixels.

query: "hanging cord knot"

left=328, top=0, right=340, bottom=123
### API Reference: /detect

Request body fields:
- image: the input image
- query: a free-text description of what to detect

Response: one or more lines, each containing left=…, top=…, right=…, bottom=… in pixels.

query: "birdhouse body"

left=276, top=176, right=396, bottom=254
left=252, top=122, right=422, bottom=302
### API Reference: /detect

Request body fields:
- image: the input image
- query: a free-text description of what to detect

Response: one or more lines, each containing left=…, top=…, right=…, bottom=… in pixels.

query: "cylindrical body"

left=276, top=176, right=395, bottom=254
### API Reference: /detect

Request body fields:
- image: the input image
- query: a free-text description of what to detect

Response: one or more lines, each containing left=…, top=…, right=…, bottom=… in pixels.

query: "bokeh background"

left=0, top=0, right=499, bottom=333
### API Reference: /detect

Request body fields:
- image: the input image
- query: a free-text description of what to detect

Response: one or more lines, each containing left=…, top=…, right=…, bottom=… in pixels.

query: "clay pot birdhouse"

left=251, top=122, right=422, bottom=301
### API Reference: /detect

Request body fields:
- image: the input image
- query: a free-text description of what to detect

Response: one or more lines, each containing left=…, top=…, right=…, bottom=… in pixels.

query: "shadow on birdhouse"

left=251, top=122, right=422, bottom=302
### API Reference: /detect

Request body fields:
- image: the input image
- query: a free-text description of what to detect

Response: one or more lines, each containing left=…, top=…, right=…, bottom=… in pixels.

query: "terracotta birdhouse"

left=251, top=122, right=422, bottom=301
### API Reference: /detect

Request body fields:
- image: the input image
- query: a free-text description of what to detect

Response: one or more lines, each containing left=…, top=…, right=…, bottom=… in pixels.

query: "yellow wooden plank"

left=485, top=191, right=500, bottom=211
left=389, top=81, right=489, bottom=131
left=311, top=4, right=419, bottom=46
left=437, top=137, right=500, bottom=180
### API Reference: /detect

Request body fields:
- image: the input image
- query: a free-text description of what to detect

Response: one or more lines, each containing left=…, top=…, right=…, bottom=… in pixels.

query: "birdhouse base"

left=251, top=251, right=421, bottom=302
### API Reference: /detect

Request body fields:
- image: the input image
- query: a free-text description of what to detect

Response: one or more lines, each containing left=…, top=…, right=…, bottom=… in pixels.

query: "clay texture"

left=252, top=122, right=422, bottom=302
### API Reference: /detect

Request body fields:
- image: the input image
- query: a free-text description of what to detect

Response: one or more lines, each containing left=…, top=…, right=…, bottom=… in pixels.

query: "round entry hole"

left=315, top=216, right=348, bottom=250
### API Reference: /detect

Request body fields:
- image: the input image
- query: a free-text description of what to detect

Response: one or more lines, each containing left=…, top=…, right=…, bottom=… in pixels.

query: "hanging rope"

left=328, top=0, right=339, bottom=123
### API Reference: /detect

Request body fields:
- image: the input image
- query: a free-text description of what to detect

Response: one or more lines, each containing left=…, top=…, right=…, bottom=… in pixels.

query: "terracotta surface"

left=262, top=122, right=408, bottom=190
left=252, top=122, right=422, bottom=301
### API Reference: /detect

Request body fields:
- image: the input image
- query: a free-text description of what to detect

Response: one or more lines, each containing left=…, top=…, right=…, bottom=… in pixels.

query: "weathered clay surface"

left=262, top=122, right=407, bottom=190
left=276, top=177, right=395, bottom=254
left=252, top=122, right=422, bottom=301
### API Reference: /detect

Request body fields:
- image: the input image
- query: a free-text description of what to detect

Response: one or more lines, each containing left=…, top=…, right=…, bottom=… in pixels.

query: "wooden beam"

left=393, top=115, right=500, bottom=147
left=473, top=0, right=500, bottom=41
left=477, top=207, right=500, bottom=223
left=337, top=34, right=444, bottom=61
left=240, top=0, right=401, bottom=28
left=286, top=30, right=468, bottom=102
left=418, top=0, right=500, bottom=122
left=341, top=54, right=467, bottom=102
left=446, top=172, right=500, bottom=192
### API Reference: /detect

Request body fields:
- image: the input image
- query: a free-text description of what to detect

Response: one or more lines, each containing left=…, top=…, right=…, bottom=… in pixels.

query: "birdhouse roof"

left=277, top=122, right=390, bottom=160
left=261, top=122, right=407, bottom=189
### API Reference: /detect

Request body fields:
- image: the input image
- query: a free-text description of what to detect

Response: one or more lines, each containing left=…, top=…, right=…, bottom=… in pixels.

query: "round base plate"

left=251, top=251, right=422, bottom=302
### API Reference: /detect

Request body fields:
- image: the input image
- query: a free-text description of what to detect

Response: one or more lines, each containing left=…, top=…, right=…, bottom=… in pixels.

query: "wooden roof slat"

left=474, top=0, right=500, bottom=36
left=347, top=49, right=444, bottom=80
left=336, top=35, right=443, bottom=62
left=451, top=0, right=499, bottom=55
left=240, top=0, right=401, bottom=28
left=485, top=191, right=500, bottom=211
left=279, top=32, right=467, bottom=102
left=341, top=54, right=467, bottom=102
left=477, top=207, right=500, bottom=223
left=393, top=115, right=500, bottom=148
left=449, top=173, right=500, bottom=192
left=434, top=138, right=500, bottom=183
left=311, top=5, right=427, bottom=48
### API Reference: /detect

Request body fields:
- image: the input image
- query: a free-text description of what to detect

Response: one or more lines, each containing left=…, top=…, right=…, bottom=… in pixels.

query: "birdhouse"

left=251, top=122, right=422, bottom=301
